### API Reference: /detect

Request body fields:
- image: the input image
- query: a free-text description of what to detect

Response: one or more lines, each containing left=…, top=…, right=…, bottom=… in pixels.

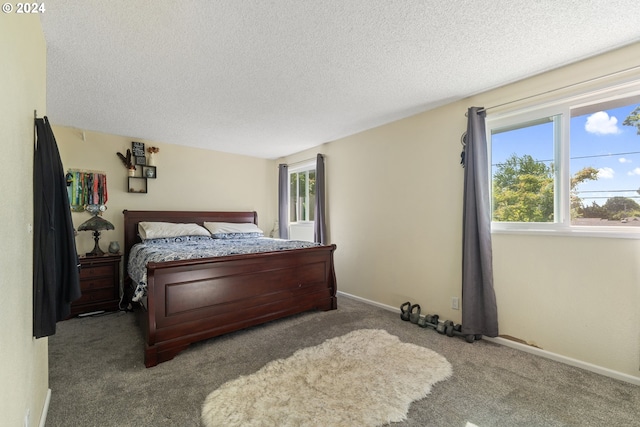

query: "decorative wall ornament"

left=66, top=169, right=108, bottom=212
left=147, top=146, right=159, bottom=166
left=117, top=149, right=136, bottom=172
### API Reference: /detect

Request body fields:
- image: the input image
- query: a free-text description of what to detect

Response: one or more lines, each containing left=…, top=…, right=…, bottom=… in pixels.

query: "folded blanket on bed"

left=128, top=237, right=320, bottom=302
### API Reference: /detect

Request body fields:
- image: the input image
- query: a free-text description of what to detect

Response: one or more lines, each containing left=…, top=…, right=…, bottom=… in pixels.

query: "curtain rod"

left=467, top=63, right=640, bottom=116
left=283, top=156, right=319, bottom=168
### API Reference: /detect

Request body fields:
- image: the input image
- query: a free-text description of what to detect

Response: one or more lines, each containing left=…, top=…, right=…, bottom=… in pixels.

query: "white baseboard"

left=337, top=291, right=640, bottom=386
left=337, top=291, right=398, bottom=313
left=482, top=337, right=640, bottom=386
left=39, top=388, right=51, bottom=427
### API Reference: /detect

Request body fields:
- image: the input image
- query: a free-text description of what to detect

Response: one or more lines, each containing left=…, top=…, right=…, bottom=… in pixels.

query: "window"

left=570, top=100, right=640, bottom=226
left=488, top=82, right=640, bottom=235
left=491, top=115, right=559, bottom=223
left=289, top=164, right=316, bottom=223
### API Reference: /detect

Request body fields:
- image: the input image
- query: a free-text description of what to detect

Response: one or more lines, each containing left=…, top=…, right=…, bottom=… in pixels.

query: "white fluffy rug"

left=201, top=329, right=452, bottom=427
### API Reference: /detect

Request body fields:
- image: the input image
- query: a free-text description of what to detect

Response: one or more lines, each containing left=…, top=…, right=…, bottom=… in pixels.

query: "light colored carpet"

left=201, top=329, right=452, bottom=427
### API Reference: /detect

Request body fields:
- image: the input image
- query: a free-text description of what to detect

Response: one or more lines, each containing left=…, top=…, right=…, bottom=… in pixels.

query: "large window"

left=488, top=83, right=640, bottom=234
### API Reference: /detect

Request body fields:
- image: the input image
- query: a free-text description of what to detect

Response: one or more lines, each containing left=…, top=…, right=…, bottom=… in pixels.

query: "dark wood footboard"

left=143, top=245, right=336, bottom=367
left=122, top=210, right=337, bottom=368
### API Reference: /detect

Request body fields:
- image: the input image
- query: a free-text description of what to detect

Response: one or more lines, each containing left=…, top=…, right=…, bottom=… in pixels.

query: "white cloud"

left=619, top=157, right=632, bottom=163
left=585, top=111, right=622, bottom=135
left=597, top=167, right=615, bottom=179
left=628, top=167, right=640, bottom=176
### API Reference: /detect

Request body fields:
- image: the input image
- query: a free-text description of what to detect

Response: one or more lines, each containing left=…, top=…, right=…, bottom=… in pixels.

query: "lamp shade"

left=78, top=216, right=114, bottom=232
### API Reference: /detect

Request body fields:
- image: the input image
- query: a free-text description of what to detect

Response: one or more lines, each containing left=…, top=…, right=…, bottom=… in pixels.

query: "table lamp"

left=77, top=214, right=114, bottom=256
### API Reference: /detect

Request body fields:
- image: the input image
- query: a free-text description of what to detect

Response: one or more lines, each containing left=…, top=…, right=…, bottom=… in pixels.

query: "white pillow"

left=138, top=222, right=210, bottom=240
left=203, top=222, right=264, bottom=235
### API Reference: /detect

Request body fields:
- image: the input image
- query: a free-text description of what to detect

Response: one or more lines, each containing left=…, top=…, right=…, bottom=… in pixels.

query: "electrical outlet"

left=451, top=297, right=460, bottom=310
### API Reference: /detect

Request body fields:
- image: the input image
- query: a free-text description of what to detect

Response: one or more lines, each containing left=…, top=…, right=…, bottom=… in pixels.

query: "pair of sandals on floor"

left=399, top=302, right=439, bottom=329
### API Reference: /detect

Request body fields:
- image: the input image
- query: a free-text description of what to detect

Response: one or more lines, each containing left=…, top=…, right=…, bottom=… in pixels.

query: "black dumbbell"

left=400, top=301, right=411, bottom=321
left=445, top=322, right=476, bottom=343
left=417, top=314, right=439, bottom=330
left=409, top=304, right=421, bottom=324
left=436, top=319, right=453, bottom=335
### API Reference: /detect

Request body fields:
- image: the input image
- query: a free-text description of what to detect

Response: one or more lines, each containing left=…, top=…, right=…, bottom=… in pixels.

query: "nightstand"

left=71, top=253, right=121, bottom=316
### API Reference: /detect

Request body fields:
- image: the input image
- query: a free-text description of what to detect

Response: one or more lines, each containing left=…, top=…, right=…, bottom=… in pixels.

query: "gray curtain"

left=462, top=107, right=498, bottom=337
left=278, top=164, right=289, bottom=239
left=314, top=154, right=327, bottom=244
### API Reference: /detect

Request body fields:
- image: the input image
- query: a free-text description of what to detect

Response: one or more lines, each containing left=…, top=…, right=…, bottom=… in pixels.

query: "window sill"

left=491, top=224, right=640, bottom=239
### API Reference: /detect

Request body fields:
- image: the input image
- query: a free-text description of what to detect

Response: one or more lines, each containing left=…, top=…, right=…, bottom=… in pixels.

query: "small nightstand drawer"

left=81, top=277, right=113, bottom=291
left=75, top=288, right=117, bottom=305
left=80, top=265, right=114, bottom=279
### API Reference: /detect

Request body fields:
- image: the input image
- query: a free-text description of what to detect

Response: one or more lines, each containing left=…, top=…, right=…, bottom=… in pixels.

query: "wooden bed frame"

left=123, top=210, right=337, bottom=368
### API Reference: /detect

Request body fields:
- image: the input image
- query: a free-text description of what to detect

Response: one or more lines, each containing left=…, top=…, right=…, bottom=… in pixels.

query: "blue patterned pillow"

left=204, top=222, right=265, bottom=239
left=143, top=235, right=213, bottom=244
left=211, top=232, right=264, bottom=240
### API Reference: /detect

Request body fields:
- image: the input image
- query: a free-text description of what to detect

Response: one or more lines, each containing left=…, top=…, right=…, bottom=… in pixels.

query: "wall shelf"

left=142, top=165, right=156, bottom=179
left=124, top=141, right=157, bottom=193
left=128, top=177, right=147, bottom=193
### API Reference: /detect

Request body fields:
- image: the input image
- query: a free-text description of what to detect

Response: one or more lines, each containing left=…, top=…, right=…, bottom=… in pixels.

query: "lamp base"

left=86, top=230, right=105, bottom=257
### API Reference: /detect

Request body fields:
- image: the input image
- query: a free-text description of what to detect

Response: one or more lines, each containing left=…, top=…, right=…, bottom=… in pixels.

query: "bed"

left=123, top=210, right=337, bottom=368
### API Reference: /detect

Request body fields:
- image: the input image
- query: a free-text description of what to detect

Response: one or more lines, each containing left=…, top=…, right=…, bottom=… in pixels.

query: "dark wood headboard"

left=122, top=210, right=258, bottom=266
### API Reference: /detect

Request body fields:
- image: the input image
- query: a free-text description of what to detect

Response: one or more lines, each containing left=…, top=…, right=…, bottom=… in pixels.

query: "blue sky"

left=491, top=103, right=640, bottom=207
left=570, top=105, right=640, bottom=206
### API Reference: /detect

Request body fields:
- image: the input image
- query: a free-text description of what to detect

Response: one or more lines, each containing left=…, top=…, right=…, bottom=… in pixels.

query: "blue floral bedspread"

left=128, top=236, right=320, bottom=302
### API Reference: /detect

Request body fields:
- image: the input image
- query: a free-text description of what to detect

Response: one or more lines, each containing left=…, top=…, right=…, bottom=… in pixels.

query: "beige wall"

left=54, top=127, right=278, bottom=256
left=0, top=15, right=49, bottom=427
left=282, top=42, right=640, bottom=379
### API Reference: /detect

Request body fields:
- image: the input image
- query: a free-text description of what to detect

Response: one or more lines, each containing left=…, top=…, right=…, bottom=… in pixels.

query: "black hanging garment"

left=33, top=116, right=81, bottom=338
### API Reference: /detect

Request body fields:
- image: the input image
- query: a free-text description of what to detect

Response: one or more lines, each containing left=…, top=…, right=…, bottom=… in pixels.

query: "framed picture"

left=132, top=141, right=146, bottom=165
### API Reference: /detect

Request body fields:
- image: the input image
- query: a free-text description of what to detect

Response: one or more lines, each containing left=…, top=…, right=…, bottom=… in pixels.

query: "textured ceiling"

left=40, top=1, right=640, bottom=159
